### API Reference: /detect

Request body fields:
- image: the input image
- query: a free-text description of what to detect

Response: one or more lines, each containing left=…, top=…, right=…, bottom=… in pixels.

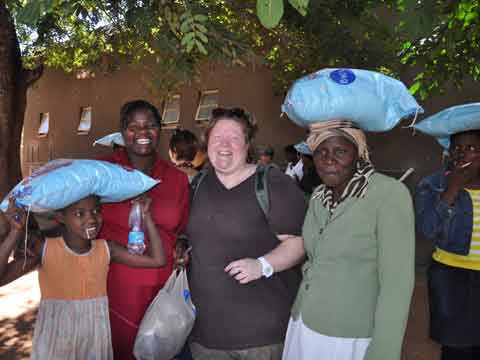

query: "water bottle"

left=128, top=202, right=146, bottom=255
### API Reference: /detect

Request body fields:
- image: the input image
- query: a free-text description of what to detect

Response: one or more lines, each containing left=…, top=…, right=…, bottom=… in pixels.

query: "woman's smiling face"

left=122, top=110, right=160, bottom=156
left=207, top=119, right=249, bottom=176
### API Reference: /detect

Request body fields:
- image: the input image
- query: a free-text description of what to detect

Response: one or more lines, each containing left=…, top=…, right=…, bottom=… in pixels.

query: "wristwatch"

left=258, top=256, right=274, bottom=278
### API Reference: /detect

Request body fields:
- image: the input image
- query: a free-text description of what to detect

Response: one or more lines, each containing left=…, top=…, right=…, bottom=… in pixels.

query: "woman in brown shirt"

left=186, top=107, right=307, bottom=360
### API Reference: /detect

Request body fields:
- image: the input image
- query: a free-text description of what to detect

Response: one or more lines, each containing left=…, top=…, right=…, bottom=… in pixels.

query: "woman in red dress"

left=99, top=100, right=190, bottom=359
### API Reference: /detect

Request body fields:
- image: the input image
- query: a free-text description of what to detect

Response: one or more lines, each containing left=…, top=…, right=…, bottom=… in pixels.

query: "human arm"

left=173, top=173, right=191, bottom=268
left=109, top=196, right=166, bottom=267
left=224, top=234, right=305, bottom=284
left=225, top=168, right=307, bottom=284
left=0, top=200, right=43, bottom=286
left=441, top=161, right=479, bottom=205
left=0, top=210, right=9, bottom=239
left=364, top=183, right=415, bottom=360
left=415, top=172, right=471, bottom=250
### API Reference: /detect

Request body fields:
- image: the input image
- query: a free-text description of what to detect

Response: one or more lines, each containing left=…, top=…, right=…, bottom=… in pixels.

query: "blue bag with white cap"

left=413, top=103, right=480, bottom=149
left=0, top=159, right=159, bottom=212
left=282, top=68, right=423, bottom=131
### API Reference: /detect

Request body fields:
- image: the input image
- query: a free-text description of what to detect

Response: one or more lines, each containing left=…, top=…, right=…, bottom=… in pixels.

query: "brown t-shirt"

left=186, top=166, right=307, bottom=349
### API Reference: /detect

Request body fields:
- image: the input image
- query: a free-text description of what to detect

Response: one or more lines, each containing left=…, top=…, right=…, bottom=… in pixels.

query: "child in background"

left=168, top=129, right=200, bottom=183
left=0, top=195, right=166, bottom=360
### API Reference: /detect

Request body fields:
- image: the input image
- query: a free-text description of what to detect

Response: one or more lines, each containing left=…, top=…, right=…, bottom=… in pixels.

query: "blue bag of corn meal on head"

left=282, top=68, right=424, bottom=131
left=294, top=141, right=312, bottom=156
left=0, top=159, right=159, bottom=212
left=413, top=103, right=480, bottom=149
left=93, top=132, right=125, bottom=147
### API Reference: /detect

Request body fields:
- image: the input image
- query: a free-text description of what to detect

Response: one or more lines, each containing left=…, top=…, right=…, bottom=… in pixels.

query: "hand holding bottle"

left=128, top=195, right=151, bottom=255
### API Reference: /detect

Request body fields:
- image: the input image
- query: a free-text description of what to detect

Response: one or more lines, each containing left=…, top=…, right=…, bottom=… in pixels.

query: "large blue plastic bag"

left=134, top=269, right=195, bottom=360
left=0, top=159, right=159, bottom=212
left=282, top=68, right=424, bottom=131
left=294, top=141, right=312, bottom=155
left=413, top=103, right=480, bottom=149
left=93, top=132, right=125, bottom=147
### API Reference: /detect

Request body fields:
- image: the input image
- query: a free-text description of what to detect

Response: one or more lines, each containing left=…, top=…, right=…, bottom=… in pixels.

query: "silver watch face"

left=259, top=257, right=273, bottom=278
left=263, top=263, right=273, bottom=277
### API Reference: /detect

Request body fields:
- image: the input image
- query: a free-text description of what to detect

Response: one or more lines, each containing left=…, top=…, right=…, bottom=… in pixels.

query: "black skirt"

left=428, top=260, right=480, bottom=346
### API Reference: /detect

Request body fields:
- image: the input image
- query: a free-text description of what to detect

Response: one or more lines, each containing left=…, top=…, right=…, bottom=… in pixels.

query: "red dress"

left=98, top=149, right=189, bottom=359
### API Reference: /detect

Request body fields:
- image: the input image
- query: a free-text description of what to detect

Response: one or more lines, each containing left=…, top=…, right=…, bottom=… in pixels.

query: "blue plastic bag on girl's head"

left=93, top=132, right=125, bottom=147
left=0, top=159, right=159, bottom=212
left=282, top=68, right=424, bottom=132
left=413, top=103, right=480, bottom=149
left=294, top=141, right=312, bottom=155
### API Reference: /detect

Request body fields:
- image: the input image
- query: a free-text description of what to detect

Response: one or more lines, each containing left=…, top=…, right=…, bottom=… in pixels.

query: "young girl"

left=0, top=195, right=166, bottom=360
left=416, top=130, right=480, bottom=360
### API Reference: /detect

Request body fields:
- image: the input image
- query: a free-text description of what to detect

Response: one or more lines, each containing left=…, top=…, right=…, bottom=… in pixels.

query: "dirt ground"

left=0, top=271, right=39, bottom=359
left=0, top=272, right=440, bottom=360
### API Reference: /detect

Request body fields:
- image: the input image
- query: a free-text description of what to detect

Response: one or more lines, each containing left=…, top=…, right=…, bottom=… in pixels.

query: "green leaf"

left=409, top=80, right=421, bottom=95
left=402, top=41, right=412, bottom=50
left=186, top=39, right=195, bottom=53
left=180, top=12, right=191, bottom=21
left=16, top=0, right=42, bottom=26
left=197, top=32, right=208, bottom=44
left=193, top=14, right=208, bottom=23
left=181, top=32, right=195, bottom=46
left=257, top=0, right=284, bottom=29
left=164, top=6, right=172, bottom=21
left=180, top=19, right=192, bottom=33
left=288, top=0, right=309, bottom=16
left=195, top=40, right=208, bottom=55
left=195, top=23, right=208, bottom=33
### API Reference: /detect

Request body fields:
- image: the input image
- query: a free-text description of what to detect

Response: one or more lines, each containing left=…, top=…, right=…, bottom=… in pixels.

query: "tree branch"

left=22, top=64, right=44, bottom=87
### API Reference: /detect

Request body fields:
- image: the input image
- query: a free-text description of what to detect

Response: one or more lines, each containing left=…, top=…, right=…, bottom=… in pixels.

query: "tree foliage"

left=5, top=1, right=238, bottom=94
left=5, top=0, right=404, bottom=97
left=396, top=0, right=480, bottom=99
left=5, top=0, right=480, bottom=99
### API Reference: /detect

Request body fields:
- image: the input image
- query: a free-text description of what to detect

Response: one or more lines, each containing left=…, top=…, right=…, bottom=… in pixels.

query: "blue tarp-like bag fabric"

left=93, top=132, right=125, bottom=147
left=294, top=141, right=312, bottom=155
left=282, top=68, right=424, bottom=131
left=413, top=103, right=480, bottom=149
left=0, top=159, right=159, bottom=212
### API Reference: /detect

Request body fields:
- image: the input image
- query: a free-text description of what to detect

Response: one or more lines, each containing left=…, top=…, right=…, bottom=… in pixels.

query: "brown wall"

left=22, top=63, right=305, bottom=175
left=22, top=64, right=480, bottom=265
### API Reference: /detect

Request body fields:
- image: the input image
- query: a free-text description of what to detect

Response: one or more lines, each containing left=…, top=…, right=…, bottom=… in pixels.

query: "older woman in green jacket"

left=282, top=119, right=415, bottom=360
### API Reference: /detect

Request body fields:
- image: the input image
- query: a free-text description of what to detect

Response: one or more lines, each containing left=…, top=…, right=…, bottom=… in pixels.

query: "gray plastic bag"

left=134, top=269, right=196, bottom=360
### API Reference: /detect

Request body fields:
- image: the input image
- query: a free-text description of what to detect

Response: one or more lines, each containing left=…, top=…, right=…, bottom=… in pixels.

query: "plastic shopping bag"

left=413, top=103, right=480, bottom=149
left=0, top=159, right=159, bottom=212
left=282, top=68, right=423, bottom=132
left=134, top=269, right=196, bottom=360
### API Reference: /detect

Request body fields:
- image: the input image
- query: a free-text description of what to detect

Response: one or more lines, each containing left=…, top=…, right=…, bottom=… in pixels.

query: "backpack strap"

left=255, top=164, right=273, bottom=217
left=191, top=164, right=272, bottom=218
left=190, top=167, right=209, bottom=203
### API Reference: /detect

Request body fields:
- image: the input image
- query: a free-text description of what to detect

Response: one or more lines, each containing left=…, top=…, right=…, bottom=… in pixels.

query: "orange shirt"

left=38, top=237, right=109, bottom=300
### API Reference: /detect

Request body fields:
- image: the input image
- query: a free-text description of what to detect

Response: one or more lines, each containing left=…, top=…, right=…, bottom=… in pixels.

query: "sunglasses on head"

left=211, top=107, right=250, bottom=121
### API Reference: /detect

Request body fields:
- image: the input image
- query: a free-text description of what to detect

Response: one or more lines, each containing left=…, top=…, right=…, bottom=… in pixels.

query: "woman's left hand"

left=224, top=258, right=262, bottom=284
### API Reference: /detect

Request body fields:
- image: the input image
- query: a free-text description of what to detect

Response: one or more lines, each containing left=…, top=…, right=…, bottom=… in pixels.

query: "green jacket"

left=292, top=173, right=415, bottom=360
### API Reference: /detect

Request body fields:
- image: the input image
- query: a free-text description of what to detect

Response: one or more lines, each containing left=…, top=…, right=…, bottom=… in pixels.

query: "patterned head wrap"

left=307, top=119, right=374, bottom=212
left=306, top=119, right=370, bottom=161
